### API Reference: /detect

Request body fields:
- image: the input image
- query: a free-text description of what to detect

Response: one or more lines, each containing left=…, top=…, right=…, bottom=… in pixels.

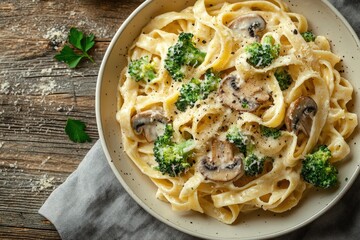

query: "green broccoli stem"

left=153, top=124, right=194, bottom=177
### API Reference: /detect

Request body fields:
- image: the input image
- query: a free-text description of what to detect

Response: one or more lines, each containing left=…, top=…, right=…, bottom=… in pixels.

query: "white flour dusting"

left=38, top=79, right=58, bottom=96
left=43, top=26, right=68, bottom=49
left=0, top=82, right=10, bottom=95
left=41, top=68, right=53, bottom=74
left=31, top=174, right=55, bottom=192
left=9, top=161, right=18, bottom=169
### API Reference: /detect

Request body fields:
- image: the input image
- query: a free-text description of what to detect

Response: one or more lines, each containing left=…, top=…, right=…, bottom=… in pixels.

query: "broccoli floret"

left=226, top=125, right=249, bottom=155
left=301, top=145, right=338, bottom=188
left=301, top=31, right=316, bottom=42
left=244, top=154, right=265, bottom=176
left=274, top=68, right=292, bottom=91
left=165, top=33, right=206, bottom=81
left=175, top=78, right=202, bottom=111
left=201, top=69, right=221, bottom=98
left=153, top=124, right=195, bottom=177
left=245, top=36, right=280, bottom=68
left=175, top=69, right=221, bottom=111
left=128, top=56, right=157, bottom=82
left=226, top=125, right=267, bottom=176
left=260, top=125, right=281, bottom=139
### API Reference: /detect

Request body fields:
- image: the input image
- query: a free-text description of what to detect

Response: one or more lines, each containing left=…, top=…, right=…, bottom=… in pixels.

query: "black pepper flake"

left=202, top=40, right=207, bottom=44
left=293, top=29, right=298, bottom=35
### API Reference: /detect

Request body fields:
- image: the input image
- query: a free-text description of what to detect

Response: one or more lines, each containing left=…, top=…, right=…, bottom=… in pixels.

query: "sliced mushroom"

left=218, top=74, right=270, bottom=112
left=285, top=96, right=318, bottom=136
left=131, top=109, right=168, bottom=142
left=198, top=139, right=244, bottom=182
left=228, top=13, right=266, bottom=40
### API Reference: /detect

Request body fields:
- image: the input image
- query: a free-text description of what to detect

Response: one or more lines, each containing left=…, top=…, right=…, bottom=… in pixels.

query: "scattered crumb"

left=40, top=156, right=51, bottom=167
left=0, top=82, right=10, bottom=95
left=56, top=105, right=74, bottom=114
left=38, top=79, right=57, bottom=96
left=9, top=161, right=18, bottom=169
left=56, top=106, right=64, bottom=112
left=31, top=174, right=55, bottom=192
left=66, top=105, right=75, bottom=115
left=41, top=68, right=53, bottom=75
left=43, top=26, right=68, bottom=49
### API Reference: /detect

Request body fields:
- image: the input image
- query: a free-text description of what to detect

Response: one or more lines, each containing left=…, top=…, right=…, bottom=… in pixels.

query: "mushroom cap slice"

left=131, top=109, right=169, bottom=142
left=228, top=13, right=266, bottom=40
left=285, top=96, right=318, bottom=136
left=218, top=74, right=270, bottom=112
left=198, top=139, right=244, bottom=182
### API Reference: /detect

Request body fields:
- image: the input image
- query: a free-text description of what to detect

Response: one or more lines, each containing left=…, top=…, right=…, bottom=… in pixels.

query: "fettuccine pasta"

left=116, top=0, right=357, bottom=224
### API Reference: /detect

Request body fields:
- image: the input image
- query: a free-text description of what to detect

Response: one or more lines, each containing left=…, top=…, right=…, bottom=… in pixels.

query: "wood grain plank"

left=0, top=226, right=60, bottom=240
left=0, top=211, right=56, bottom=231
left=0, top=0, right=142, bottom=238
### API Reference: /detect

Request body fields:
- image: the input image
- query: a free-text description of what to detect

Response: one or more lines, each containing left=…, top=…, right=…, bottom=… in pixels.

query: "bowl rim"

left=95, top=0, right=195, bottom=237
left=95, top=0, right=360, bottom=239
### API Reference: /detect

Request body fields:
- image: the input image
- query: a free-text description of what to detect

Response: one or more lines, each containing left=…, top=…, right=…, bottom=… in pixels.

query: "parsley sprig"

left=55, top=28, right=95, bottom=68
left=65, top=118, right=92, bottom=143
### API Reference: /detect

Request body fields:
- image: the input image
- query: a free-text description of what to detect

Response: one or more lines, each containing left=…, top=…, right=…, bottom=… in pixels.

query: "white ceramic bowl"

left=96, top=0, right=360, bottom=239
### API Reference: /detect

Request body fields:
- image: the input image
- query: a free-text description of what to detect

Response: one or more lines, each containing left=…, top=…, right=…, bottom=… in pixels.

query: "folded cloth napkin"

left=39, top=141, right=194, bottom=240
left=39, top=140, right=360, bottom=240
left=39, top=1, right=360, bottom=239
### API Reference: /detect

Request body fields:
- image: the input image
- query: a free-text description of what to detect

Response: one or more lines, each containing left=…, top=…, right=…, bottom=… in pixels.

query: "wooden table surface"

left=0, top=0, right=143, bottom=238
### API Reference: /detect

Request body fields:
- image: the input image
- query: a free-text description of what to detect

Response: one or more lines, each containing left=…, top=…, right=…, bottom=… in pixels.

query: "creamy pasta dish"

left=116, top=0, right=358, bottom=224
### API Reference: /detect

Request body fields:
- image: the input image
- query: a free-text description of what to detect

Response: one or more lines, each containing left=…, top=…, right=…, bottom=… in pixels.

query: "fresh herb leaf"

left=82, top=33, right=95, bottom=52
left=55, top=27, right=95, bottom=68
left=68, top=28, right=84, bottom=50
left=65, top=118, right=92, bottom=143
left=54, top=45, right=84, bottom=69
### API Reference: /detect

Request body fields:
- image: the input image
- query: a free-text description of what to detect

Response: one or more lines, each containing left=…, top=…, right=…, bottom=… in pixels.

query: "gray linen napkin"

left=39, top=141, right=194, bottom=240
left=39, top=140, right=360, bottom=240
left=39, top=1, right=360, bottom=239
